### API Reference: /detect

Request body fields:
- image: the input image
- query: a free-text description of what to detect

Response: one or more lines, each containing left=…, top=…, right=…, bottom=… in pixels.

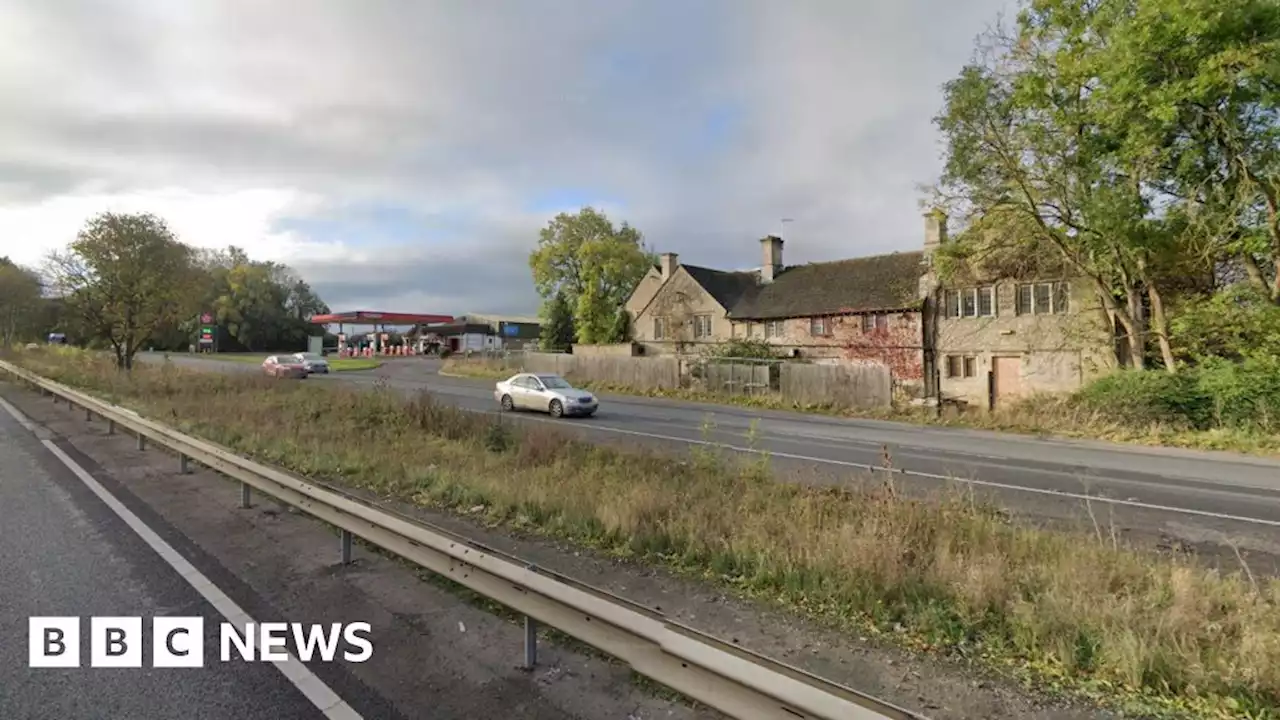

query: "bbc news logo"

left=29, top=617, right=373, bottom=668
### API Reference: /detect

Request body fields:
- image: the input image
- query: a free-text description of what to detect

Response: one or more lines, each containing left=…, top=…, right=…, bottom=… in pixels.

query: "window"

left=764, top=320, right=784, bottom=339
left=945, top=286, right=995, bottom=318
left=977, top=287, right=994, bottom=317
left=946, top=355, right=978, bottom=378
left=809, top=317, right=828, bottom=336
left=653, top=317, right=668, bottom=340
left=693, top=314, right=713, bottom=339
left=861, top=314, right=890, bottom=332
left=745, top=322, right=755, bottom=338
left=1017, top=281, right=1070, bottom=315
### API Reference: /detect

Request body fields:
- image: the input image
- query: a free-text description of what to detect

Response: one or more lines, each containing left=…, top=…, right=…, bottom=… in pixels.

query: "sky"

left=0, top=0, right=1011, bottom=317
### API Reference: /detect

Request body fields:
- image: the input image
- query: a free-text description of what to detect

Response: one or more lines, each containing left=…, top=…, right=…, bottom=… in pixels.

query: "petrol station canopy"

left=308, top=311, right=454, bottom=326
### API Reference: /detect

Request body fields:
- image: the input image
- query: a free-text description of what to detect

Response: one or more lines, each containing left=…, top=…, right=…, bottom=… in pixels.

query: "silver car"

left=291, top=352, right=330, bottom=374
left=494, top=373, right=598, bottom=418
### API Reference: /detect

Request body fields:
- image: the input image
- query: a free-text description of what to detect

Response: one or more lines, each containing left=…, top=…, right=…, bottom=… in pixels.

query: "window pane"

left=963, top=356, right=976, bottom=377
left=876, top=314, right=888, bottom=331
left=962, top=289, right=977, bottom=317
left=861, top=315, right=874, bottom=332
left=978, top=287, right=994, bottom=316
left=1016, top=285, right=1032, bottom=315
left=945, top=290, right=959, bottom=318
left=1034, top=283, right=1051, bottom=314
left=1054, top=282, right=1069, bottom=314
left=947, top=355, right=961, bottom=378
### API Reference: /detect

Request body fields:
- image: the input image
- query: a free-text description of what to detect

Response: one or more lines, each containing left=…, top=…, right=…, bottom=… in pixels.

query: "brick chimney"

left=659, top=252, right=679, bottom=280
left=924, top=209, right=948, bottom=251
left=760, top=235, right=784, bottom=284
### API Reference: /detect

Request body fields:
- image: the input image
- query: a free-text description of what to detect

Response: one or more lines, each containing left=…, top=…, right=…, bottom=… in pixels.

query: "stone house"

left=628, top=236, right=927, bottom=382
left=920, top=211, right=1116, bottom=407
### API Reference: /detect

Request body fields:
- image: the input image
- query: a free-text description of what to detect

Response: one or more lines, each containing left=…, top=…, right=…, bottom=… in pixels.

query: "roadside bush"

left=1077, top=356, right=1280, bottom=432
left=1077, top=368, right=1212, bottom=429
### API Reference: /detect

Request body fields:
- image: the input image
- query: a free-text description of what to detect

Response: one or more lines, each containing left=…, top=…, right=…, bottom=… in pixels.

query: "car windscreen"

left=537, top=375, right=572, bottom=389
left=299, top=353, right=323, bottom=361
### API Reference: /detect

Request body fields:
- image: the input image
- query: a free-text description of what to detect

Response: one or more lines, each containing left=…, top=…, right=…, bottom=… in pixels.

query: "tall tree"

left=47, top=213, right=199, bottom=369
left=1092, top=0, right=1280, bottom=303
left=0, top=257, right=44, bottom=346
left=933, top=0, right=1207, bottom=371
left=528, top=207, right=654, bottom=344
left=539, top=290, right=576, bottom=352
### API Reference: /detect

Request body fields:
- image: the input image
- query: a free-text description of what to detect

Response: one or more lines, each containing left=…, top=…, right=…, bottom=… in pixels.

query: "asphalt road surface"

left=148, top=354, right=1280, bottom=565
left=0, top=380, right=713, bottom=720
left=0, top=398, right=338, bottom=719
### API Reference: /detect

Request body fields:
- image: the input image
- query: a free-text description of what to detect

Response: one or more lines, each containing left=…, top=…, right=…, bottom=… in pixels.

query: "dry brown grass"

left=14, top=348, right=1280, bottom=719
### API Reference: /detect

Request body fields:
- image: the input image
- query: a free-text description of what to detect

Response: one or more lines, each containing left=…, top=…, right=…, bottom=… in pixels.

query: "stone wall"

left=934, top=278, right=1115, bottom=405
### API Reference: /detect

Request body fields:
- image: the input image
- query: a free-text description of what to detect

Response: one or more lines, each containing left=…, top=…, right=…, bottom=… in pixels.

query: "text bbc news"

left=28, top=617, right=373, bottom=668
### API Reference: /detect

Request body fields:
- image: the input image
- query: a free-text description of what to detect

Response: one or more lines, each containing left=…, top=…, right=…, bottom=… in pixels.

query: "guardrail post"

left=179, top=453, right=190, bottom=474
left=136, top=433, right=146, bottom=451
left=85, top=407, right=93, bottom=422
left=339, top=530, right=353, bottom=564
left=106, top=419, right=115, bottom=435
left=239, top=482, right=251, bottom=509
left=51, top=394, right=58, bottom=405
left=523, top=616, right=538, bottom=669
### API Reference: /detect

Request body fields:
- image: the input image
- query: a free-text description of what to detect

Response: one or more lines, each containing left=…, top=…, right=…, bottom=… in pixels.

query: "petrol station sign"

left=198, top=312, right=215, bottom=348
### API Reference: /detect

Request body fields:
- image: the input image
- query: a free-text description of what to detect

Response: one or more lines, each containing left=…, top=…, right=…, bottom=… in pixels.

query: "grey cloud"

left=0, top=0, right=1011, bottom=314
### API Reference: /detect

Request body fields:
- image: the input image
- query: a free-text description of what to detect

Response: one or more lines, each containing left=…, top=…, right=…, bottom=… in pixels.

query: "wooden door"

left=992, top=356, right=1023, bottom=408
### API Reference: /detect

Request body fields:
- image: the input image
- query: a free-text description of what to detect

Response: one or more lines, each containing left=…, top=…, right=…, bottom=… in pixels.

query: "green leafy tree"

left=528, top=207, right=654, bottom=344
left=1091, top=0, right=1280, bottom=303
left=932, top=0, right=1227, bottom=371
left=0, top=257, right=44, bottom=346
left=539, top=290, right=576, bottom=352
left=47, top=213, right=200, bottom=369
left=609, top=306, right=631, bottom=343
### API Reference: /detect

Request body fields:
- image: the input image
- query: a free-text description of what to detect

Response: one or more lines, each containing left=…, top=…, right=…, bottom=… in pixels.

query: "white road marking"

left=0, top=396, right=366, bottom=720
left=499, top=408, right=1280, bottom=528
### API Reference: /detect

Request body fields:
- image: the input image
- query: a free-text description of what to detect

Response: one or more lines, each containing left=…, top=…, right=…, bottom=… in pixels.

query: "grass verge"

left=11, top=347, right=1280, bottom=720
left=440, top=359, right=1280, bottom=458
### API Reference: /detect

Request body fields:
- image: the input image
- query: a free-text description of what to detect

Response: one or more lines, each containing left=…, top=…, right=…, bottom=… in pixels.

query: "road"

left=0, top=397, right=338, bottom=719
left=154, top=354, right=1280, bottom=566
left=0, top=381, right=717, bottom=720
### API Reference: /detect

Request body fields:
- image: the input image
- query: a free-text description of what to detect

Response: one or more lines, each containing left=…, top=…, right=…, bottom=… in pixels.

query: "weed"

left=11, top=347, right=1280, bottom=719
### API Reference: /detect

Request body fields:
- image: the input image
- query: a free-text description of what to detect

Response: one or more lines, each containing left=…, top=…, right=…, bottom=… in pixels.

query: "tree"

left=932, top=0, right=1213, bottom=372
left=0, top=257, right=44, bottom=346
left=528, top=207, right=654, bottom=344
left=539, top=291, right=576, bottom=352
left=47, top=213, right=199, bottom=369
left=1092, top=0, right=1280, bottom=303
left=609, top=306, right=631, bottom=343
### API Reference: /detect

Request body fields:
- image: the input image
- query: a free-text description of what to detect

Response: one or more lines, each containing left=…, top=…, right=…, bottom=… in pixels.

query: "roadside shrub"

left=1195, top=354, right=1280, bottom=431
left=1077, top=368, right=1212, bottom=429
left=1077, top=356, right=1280, bottom=432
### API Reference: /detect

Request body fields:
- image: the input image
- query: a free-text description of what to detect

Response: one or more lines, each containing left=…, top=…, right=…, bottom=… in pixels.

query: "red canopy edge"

left=309, top=311, right=454, bottom=325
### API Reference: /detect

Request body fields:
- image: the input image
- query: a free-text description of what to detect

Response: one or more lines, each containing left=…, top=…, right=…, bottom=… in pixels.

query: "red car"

left=262, top=355, right=308, bottom=379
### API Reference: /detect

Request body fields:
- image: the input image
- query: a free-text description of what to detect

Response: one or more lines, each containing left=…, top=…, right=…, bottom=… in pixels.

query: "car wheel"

left=500, top=394, right=514, bottom=412
left=548, top=399, right=564, bottom=418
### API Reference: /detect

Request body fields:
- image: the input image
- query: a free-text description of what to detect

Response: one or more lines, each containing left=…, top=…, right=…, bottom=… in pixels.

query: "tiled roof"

left=681, top=265, right=761, bottom=313
left=726, top=251, right=926, bottom=320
